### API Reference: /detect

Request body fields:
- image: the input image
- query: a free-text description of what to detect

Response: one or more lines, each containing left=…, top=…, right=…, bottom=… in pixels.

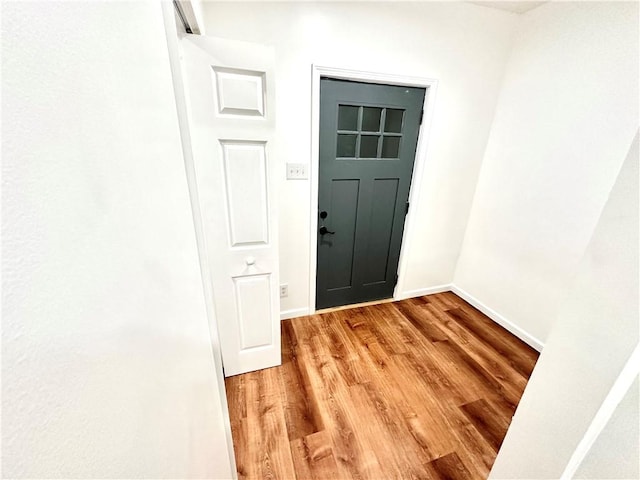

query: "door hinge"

left=419, top=109, right=424, bottom=125
left=394, top=274, right=399, bottom=286
left=405, top=201, right=410, bottom=215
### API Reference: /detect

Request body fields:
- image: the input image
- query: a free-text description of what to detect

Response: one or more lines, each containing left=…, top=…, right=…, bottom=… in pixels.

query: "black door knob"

left=319, top=226, right=335, bottom=235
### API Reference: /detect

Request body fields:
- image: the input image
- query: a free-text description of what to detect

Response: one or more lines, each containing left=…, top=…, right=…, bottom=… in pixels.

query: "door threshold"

left=315, top=297, right=394, bottom=315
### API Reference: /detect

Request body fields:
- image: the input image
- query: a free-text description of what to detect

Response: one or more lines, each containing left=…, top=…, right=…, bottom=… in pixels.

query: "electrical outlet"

left=286, top=163, right=308, bottom=180
left=280, top=284, right=288, bottom=297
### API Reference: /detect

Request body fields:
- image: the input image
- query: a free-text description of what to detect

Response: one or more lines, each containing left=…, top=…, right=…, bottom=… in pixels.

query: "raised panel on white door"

left=221, top=141, right=269, bottom=247
left=212, top=67, right=266, bottom=117
left=233, top=274, right=272, bottom=350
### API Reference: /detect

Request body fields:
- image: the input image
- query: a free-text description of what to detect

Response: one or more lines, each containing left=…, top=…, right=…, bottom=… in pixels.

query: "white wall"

left=454, top=1, right=639, bottom=343
left=203, top=2, right=519, bottom=315
left=2, top=2, right=233, bottom=478
left=489, top=131, right=639, bottom=479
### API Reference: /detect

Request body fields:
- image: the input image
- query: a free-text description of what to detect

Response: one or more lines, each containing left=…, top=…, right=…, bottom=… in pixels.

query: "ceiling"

left=469, top=1, right=548, bottom=14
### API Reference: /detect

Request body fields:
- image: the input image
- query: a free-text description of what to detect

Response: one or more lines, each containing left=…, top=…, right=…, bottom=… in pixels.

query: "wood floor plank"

left=360, top=380, right=428, bottom=461
left=225, top=373, right=246, bottom=420
left=316, top=312, right=372, bottom=385
left=324, top=316, right=447, bottom=463
left=289, top=437, right=314, bottom=480
left=230, top=417, right=249, bottom=479
left=460, top=398, right=510, bottom=452
left=424, top=292, right=459, bottom=310
left=361, top=303, right=412, bottom=354
left=435, top=291, right=467, bottom=309
left=225, top=291, right=539, bottom=479
left=297, top=334, right=381, bottom=479
left=381, top=302, right=484, bottom=407
left=446, top=306, right=537, bottom=378
left=434, top=337, right=522, bottom=414
left=339, top=312, right=392, bottom=372
left=392, top=299, right=450, bottom=343
left=444, top=406, right=497, bottom=477
left=245, top=368, right=296, bottom=480
left=279, top=321, right=322, bottom=440
left=290, top=430, right=340, bottom=479
left=436, top=292, right=539, bottom=368
left=431, top=305, right=532, bottom=398
left=349, top=382, right=432, bottom=479
left=382, top=353, right=459, bottom=458
left=424, top=452, right=474, bottom=480
left=407, top=341, right=484, bottom=408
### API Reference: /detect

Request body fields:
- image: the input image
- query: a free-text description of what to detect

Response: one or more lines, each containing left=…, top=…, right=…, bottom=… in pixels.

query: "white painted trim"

left=287, top=277, right=546, bottom=353
left=397, top=284, right=452, bottom=300
left=450, top=285, right=545, bottom=351
left=560, top=343, right=640, bottom=480
left=394, top=80, right=438, bottom=301
left=280, top=307, right=311, bottom=321
left=309, top=65, right=439, bottom=314
left=308, top=65, right=321, bottom=314
left=160, top=4, right=236, bottom=478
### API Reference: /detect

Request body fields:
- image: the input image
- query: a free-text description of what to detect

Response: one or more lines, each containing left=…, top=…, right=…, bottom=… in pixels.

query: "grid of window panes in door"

left=336, top=105, right=404, bottom=159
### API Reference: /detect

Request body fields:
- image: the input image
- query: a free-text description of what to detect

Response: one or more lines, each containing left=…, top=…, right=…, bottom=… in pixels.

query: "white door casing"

left=309, top=66, right=439, bottom=313
left=180, top=35, right=280, bottom=376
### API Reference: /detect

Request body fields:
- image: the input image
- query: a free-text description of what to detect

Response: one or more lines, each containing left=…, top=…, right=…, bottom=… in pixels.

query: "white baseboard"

left=450, top=285, right=545, bottom=352
left=280, top=307, right=310, bottom=321
left=396, top=284, right=452, bottom=300
left=281, top=285, right=451, bottom=319
left=280, top=284, right=545, bottom=352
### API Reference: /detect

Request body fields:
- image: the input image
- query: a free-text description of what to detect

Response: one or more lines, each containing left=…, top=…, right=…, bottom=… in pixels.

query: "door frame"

left=161, top=3, right=237, bottom=478
left=309, top=65, right=438, bottom=313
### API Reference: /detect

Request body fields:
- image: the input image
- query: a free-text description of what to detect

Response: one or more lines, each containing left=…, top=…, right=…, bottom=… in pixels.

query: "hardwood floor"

left=225, top=292, right=539, bottom=479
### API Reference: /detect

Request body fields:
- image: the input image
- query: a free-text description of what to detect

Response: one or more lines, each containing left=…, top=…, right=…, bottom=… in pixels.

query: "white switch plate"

left=280, top=284, right=288, bottom=297
left=286, top=163, right=308, bottom=180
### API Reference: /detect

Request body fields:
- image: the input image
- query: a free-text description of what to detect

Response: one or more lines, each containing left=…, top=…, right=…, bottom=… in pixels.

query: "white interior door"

left=180, top=35, right=280, bottom=376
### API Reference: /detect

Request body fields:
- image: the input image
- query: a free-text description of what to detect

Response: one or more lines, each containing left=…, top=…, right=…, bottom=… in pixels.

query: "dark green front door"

left=316, top=78, right=425, bottom=309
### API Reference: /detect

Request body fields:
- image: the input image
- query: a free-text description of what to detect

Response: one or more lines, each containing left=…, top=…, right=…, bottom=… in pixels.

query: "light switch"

left=286, top=163, right=308, bottom=180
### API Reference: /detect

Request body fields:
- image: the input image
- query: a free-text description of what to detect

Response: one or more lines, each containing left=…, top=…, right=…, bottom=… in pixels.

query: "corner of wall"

left=450, top=285, right=545, bottom=351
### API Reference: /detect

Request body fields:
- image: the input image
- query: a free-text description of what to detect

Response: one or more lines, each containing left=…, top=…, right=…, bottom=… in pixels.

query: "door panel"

left=326, top=179, right=360, bottom=290
left=363, top=178, right=399, bottom=285
left=181, top=35, right=280, bottom=376
left=221, top=141, right=269, bottom=246
left=234, top=274, right=272, bottom=349
left=317, top=79, right=425, bottom=309
left=212, top=67, right=266, bottom=116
